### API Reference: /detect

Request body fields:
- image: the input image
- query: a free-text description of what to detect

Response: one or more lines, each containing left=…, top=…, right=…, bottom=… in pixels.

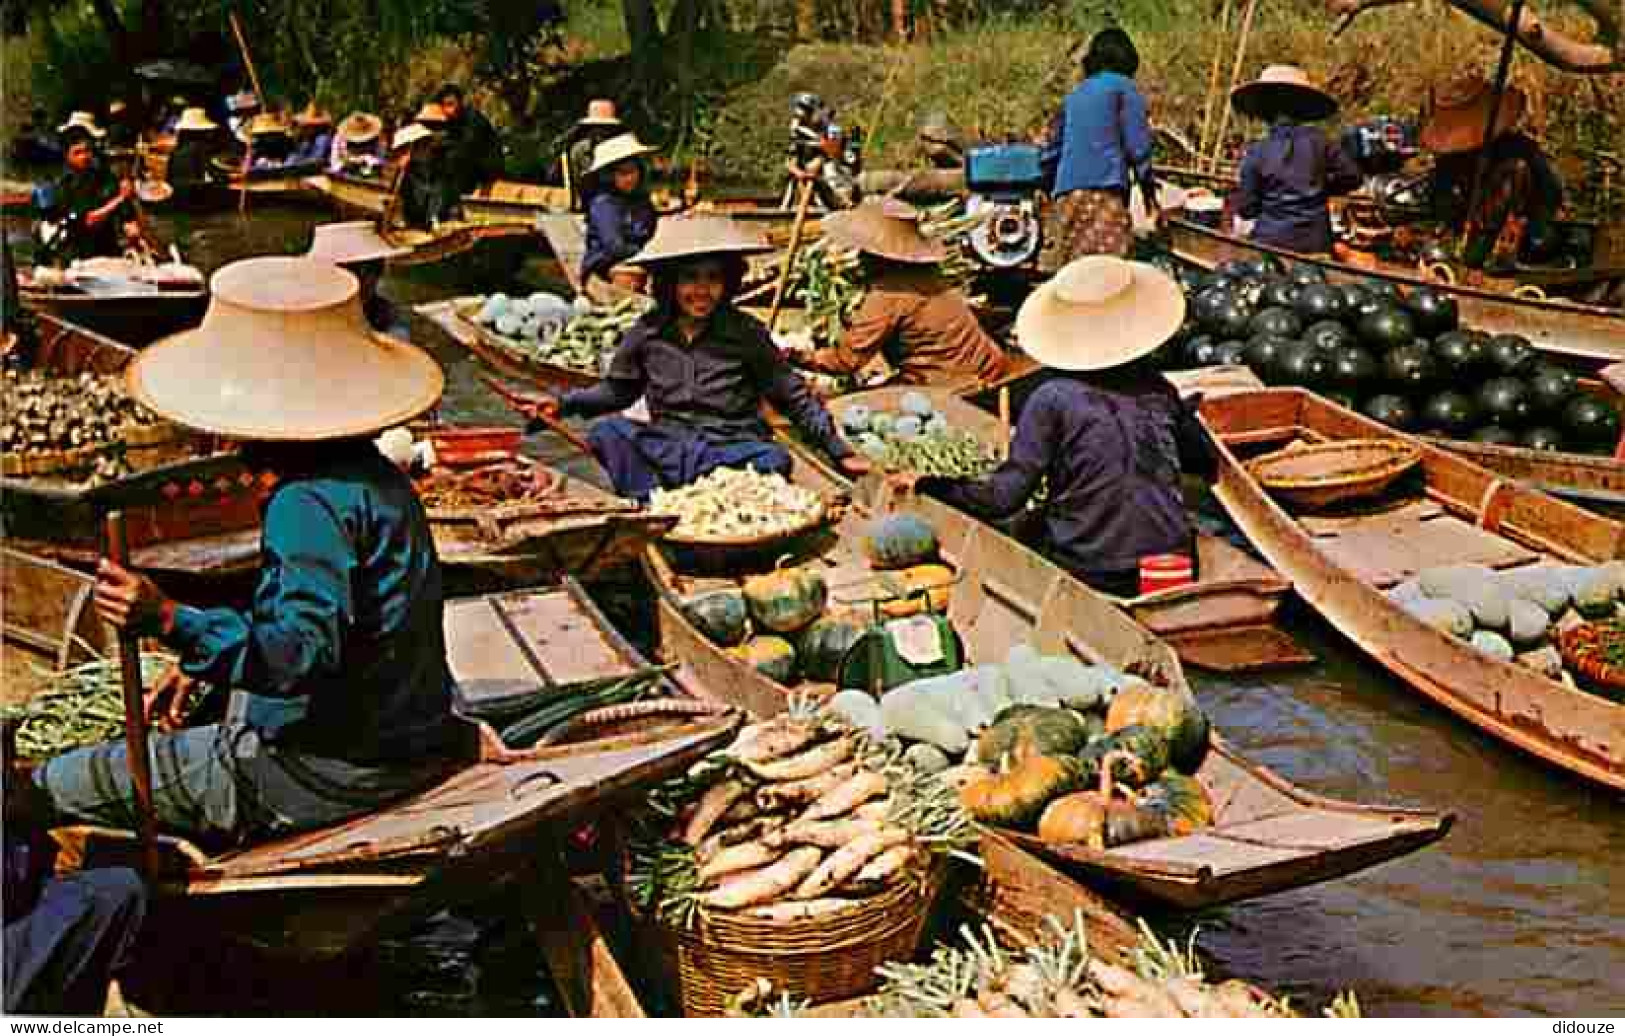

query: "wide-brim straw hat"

left=820, top=198, right=945, bottom=264
left=630, top=214, right=773, bottom=267
left=306, top=221, right=408, bottom=265
left=1232, top=65, right=1338, bottom=123
left=415, top=102, right=449, bottom=125
left=128, top=257, right=443, bottom=441
left=175, top=107, right=219, bottom=133
left=392, top=123, right=434, bottom=151
left=337, top=112, right=383, bottom=144
left=295, top=103, right=334, bottom=128
left=1015, top=256, right=1186, bottom=373
left=249, top=113, right=292, bottom=137
left=57, top=112, right=106, bottom=138
left=578, top=99, right=621, bottom=127
left=587, top=133, right=657, bottom=176
left=1421, top=73, right=1527, bottom=154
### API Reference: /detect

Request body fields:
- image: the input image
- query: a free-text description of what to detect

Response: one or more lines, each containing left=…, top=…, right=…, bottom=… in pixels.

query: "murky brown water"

left=12, top=203, right=1623, bottom=1017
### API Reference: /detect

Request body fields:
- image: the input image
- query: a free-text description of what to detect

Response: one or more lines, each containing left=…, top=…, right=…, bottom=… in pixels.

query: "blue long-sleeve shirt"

left=166, top=443, right=467, bottom=764
left=1232, top=123, right=1362, bottom=254
left=1042, top=72, right=1156, bottom=198
left=581, top=190, right=657, bottom=282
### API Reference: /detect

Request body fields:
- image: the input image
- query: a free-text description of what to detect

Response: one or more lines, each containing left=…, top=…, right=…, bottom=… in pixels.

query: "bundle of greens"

left=5, top=653, right=191, bottom=757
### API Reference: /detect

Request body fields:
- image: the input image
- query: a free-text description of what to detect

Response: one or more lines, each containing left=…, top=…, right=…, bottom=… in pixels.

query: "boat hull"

left=18, top=287, right=206, bottom=347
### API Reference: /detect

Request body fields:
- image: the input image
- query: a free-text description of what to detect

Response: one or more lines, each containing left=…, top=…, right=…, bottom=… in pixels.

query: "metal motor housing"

left=963, top=143, right=1044, bottom=269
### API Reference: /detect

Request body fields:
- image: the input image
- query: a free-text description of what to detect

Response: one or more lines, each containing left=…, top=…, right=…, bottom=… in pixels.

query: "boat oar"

left=228, top=10, right=267, bottom=218
left=479, top=373, right=595, bottom=459
left=103, top=511, right=161, bottom=880
left=767, top=177, right=816, bottom=333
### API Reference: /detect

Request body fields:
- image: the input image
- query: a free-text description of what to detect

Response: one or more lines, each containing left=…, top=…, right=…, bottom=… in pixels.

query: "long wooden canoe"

left=775, top=385, right=1298, bottom=669
left=40, top=581, right=737, bottom=964
left=304, top=172, right=540, bottom=267
left=1167, top=217, right=1625, bottom=366
left=641, top=470, right=1450, bottom=908
left=1200, top=387, right=1625, bottom=792
left=17, top=277, right=206, bottom=348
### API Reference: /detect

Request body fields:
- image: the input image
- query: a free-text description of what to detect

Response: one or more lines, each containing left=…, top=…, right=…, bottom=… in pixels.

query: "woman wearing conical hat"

left=1422, top=72, right=1563, bottom=269
left=1226, top=65, right=1361, bottom=256
left=513, top=215, right=869, bottom=501
left=35, top=123, right=140, bottom=262
left=786, top=198, right=1008, bottom=390
left=25, top=258, right=522, bottom=845
left=164, top=108, right=221, bottom=207
left=565, top=98, right=624, bottom=210
left=288, top=102, right=335, bottom=168
left=580, top=133, right=659, bottom=296
left=330, top=112, right=384, bottom=173
left=893, top=256, right=1216, bottom=597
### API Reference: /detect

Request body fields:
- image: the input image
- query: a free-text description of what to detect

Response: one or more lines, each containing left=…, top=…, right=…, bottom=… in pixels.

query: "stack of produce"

left=416, top=463, right=557, bottom=510
left=650, top=467, right=825, bottom=543
left=456, top=666, right=671, bottom=749
left=466, top=293, right=651, bottom=376
left=838, top=392, right=999, bottom=479
left=1391, top=560, right=1625, bottom=700
left=1155, top=257, right=1622, bottom=455
left=1, top=369, right=174, bottom=482
left=4, top=653, right=193, bottom=757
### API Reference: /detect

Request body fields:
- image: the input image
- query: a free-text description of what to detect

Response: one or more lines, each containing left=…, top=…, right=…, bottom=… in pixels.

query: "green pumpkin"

left=797, top=615, right=867, bottom=682
left=729, top=635, right=798, bottom=684
left=862, top=514, right=939, bottom=570
left=960, top=746, right=1083, bottom=829
left=742, top=561, right=828, bottom=634
left=1077, top=725, right=1170, bottom=789
left=975, top=705, right=1091, bottom=765
left=1105, top=680, right=1209, bottom=773
left=682, top=589, right=750, bottom=648
left=1140, top=772, right=1213, bottom=835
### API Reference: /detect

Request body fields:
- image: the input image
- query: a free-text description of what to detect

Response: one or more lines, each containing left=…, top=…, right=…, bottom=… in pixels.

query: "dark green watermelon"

left=1363, top=279, right=1405, bottom=304
left=1406, top=286, right=1459, bottom=337
left=1421, top=391, right=1479, bottom=435
left=1260, top=280, right=1302, bottom=310
left=1562, top=396, right=1622, bottom=447
left=1358, top=306, right=1417, bottom=349
left=1276, top=342, right=1332, bottom=387
left=1217, top=259, right=1254, bottom=279
left=1184, top=335, right=1223, bottom=367
left=1382, top=343, right=1437, bottom=390
left=1521, top=426, right=1566, bottom=451
left=1232, top=276, right=1268, bottom=308
left=1289, top=263, right=1327, bottom=286
left=1330, top=345, right=1380, bottom=387
left=1304, top=320, right=1356, bottom=352
left=1528, top=365, right=1579, bottom=414
left=1295, top=283, right=1347, bottom=323
left=1476, top=378, right=1533, bottom=426
left=1470, top=425, right=1520, bottom=445
left=1199, top=272, right=1237, bottom=293
left=1486, top=334, right=1537, bottom=377
left=1363, top=394, right=1418, bottom=430
left=1249, top=306, right=1302, bottom=339
left=1215, top=340, right=1248, bottom=365
left=1243, top=334, right=1295, bottom=374
left=1203, top=294, right=1255, bottom=339
left=1430, top=330, right=1487, bottom=372
left=1339, top=283, right=1373, bottom=314
left=1191, top=288, right=1231, bottom=330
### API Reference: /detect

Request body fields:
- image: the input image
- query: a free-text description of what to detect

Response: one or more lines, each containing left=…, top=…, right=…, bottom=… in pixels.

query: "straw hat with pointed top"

left=821, top=198, right=945, bottom=264
left=249, top=113, right=292, bottom=137
left=175, top=107, right=219, bottom=133
left=587, top=133, right=658, bottom=176
left=57, top=112, right=106, bottom=138
left=630, top=214, right=773, bottom=267
left=337, top=112, right=383, bottom=144
left=127, top=257, right=443, bottom=441
left=392, top=123, right=434, bottom=151
left=1232, top=65, right=1338, bottom=123
left=306, top=221, right=408, bottom=266
left=1421, top=72, right=1527, bottom=154
left=1014, top=256, right=1186, bottom=373
left=295, top=102, right=334, bottom=128
left=415, top=102, right=449, bottom=125
left=577, top=99, right=622, bottom=127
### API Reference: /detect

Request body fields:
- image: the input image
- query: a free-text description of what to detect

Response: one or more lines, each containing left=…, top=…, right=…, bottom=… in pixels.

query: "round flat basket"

left=660, top=502, right=830, bottom=571
left=1247, top=439, right=1422, bottom=510
left=1555, top=622, right=1625, bottom=702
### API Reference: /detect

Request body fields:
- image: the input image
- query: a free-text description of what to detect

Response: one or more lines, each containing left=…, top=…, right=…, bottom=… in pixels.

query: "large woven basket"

left=1247, top=438, right=1422, bottom=510
left=642, top=856, right=943, bottom=1017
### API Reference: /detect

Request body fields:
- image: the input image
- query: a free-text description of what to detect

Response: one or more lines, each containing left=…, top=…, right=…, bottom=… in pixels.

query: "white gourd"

left=879, top=685, right=968, bottom=753
left=1405, top=597, right=1473, bottom=638
left=830, top=689, right=885, bottom=742
left=1469, top=630, right=1515, bottom=661
left=1387, top=579, right=1424, bottom=605
left=1505, top=598, right=1551, bottom=647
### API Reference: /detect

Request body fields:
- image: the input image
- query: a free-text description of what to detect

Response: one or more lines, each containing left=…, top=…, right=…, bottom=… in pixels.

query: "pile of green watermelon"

left=1153, top=257, right=1623, bottom=455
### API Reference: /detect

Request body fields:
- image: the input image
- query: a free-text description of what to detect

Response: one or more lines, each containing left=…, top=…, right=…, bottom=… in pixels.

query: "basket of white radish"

left=621, top=701, right=973, bottom=1016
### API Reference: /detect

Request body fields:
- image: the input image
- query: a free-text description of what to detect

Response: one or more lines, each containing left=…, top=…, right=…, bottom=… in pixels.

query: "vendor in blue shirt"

left=1227, top=65, right=1361, bottom=255
left=580, top=133, right=659, bottom=298
left=28, top=257, right=518, bottom=847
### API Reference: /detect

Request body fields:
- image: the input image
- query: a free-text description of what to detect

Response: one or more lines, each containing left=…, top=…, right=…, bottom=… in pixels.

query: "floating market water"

left=8, top=203, right=1622, bottom=1017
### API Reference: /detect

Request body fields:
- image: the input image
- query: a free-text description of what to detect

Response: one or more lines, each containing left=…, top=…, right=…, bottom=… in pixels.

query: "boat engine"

left=963, top=143, right=1044, bottom=269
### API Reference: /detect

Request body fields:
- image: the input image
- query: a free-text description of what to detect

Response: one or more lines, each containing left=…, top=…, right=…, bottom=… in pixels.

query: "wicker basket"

left=1247, top=438, right=1422, bottom=510
left=640, top=856, right=943, bottom=1017
left=1555, top=621, right=1625, bottom=702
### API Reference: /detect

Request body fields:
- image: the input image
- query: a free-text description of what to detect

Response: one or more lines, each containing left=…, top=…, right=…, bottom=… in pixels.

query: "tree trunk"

left=795, top=0, right=817, bottom=40
left=892, top=0, right=908, bottom=41
left=88, top=0, right=130, bottom=66
left=622, top=0, right=662, bottom=86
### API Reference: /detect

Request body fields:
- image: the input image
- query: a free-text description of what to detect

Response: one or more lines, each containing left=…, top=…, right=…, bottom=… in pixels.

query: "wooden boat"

left=17, top=271, right=206, bottom=347
left=31, top=581, right=737, bottom=964
left=1167, top=217, right=1625, bottom=366
left=773, top=385, right=1300, bottom=671
left=304, top=172, right=539, bottom=267
left=640, top=469, right=1451, bottom=908
left=209, top=155, right=323, bottom=200
left=1200, top=387, right=1625, bottom=792
left=416, top=296, right=599, bottom=392
left=2, top=177, right=34, bottom=213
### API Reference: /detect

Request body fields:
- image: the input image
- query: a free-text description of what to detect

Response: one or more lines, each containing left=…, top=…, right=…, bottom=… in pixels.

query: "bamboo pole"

left=103, top=512, right=160, bottom=880
left=1208, top=0, right=1260, bottom=174
left=228, top=11, right=266, bottom=218
left=768, top=178, right=816, bottom=333
left=1460, top=0, right=1528, bottom=254
left=1196, top=0, right=1237, bottom=165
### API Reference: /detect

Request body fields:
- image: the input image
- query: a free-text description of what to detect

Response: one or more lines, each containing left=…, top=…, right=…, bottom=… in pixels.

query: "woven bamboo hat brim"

left=392, top=123, right=434, bottom=151
left=1015, top=256, right=1186, bottom=372
left=127, top=257, right=443, bottom=441
left=57, top=112, right=106, bottom=138
left=578, top=99, right=621, bottom=127
left=295, top=103, right=334, bottom=127
left=306, top=221, right=408, bottom=265
left=248, top=113, right=292, bottom=137
left=1421, top=73, right=1526, bottom=154
left=1232, top=65, right=1338, bottom=123
left=820, top=198, right=945, bottom=264
left=587, top=133, right=657, bottom=175
left=337, top=112, right=383, bottom=144
left=174, top=108, right=219, bottom=133
left=415, top=103, right=449, bottom=125
left=629, top=214, right=773, bottom=267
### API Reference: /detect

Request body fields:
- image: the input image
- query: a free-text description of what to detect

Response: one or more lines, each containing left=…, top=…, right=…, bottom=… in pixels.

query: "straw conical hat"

left=306, top=221, right=408, bottom=266
left=820, top=198, right=945, bottom=264
left=57, top=112, right=106, bottom=138
left=337, top=112, right=383, bottom=144
left=1421, top=73, right=1526, bottom=154
left=127, top=257, right=443, bottom=441
left=630, top=214, right=773, bottom=267
left=295, top=102, right=334, bottom=127
left=392, top=123, right=434, bottom=151
left=587, top=133, right=657, bottom=175
left=1014, top=257, right=1186, bottom=373
left=415, top=102, right=449, bottom=125
left=1232, top=65, right=1338, bottom=123
left=578, top=99, right=621, bottom=127
left=175, top=107, right=219, bottom=133
left=248, top=113, right=292, bottom=137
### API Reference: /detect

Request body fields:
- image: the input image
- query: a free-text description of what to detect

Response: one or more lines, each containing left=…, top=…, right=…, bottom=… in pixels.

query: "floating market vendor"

left=305, top=220, right=408, bottom=333
left=784, top=198, right=1009, bottom=390
left=246, top=112, right=295, bottom=169
left=392, top=108, right=451, bottom=229
left=34, top=120, right=142, bottom=263
left=1226, top=65, right=1361, bottom=256
left=514, top=215, right=871, bottom=501
left=156, top=95, right=189, bottom=136
left=288, top=102, right=334, bottom=168
left=565, top=99, right=625, bottom=210
left=433, top=84, right=503, bottom=200
left=580, top=133, right=659, bottom=297
left=164, top=107, right=221, bottom=205
left=225, top=90, right=260, bottom=144
left=893, top=256, right=1216, bottom=598
left=330, top=112, right=385, bottom=174
left=1422, top=72, right=1564, bottom=269
left=104, top=99, right=137, bottom=151
left=25, top=257, right=519, bottom=846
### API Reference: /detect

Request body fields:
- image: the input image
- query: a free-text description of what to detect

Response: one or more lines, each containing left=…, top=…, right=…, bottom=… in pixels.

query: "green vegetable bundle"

left=878, top=430, right=998, bottom=479
left=4, top=653, right=189, bottom=758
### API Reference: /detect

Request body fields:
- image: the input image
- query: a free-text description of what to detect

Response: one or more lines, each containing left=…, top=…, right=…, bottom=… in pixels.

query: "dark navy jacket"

left=581, top=190, right=656, bottom=282
left=1233, top=123, right=1362, bottom=254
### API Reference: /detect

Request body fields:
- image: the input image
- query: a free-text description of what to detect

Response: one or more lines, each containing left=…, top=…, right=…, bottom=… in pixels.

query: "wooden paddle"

left=103, top=512, right=161, bottom=880
left=768, top=177, right=816, bottom=333
left=228, top=11, right=266, bottom=217
left=479, top=373, right=595, bottom=459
